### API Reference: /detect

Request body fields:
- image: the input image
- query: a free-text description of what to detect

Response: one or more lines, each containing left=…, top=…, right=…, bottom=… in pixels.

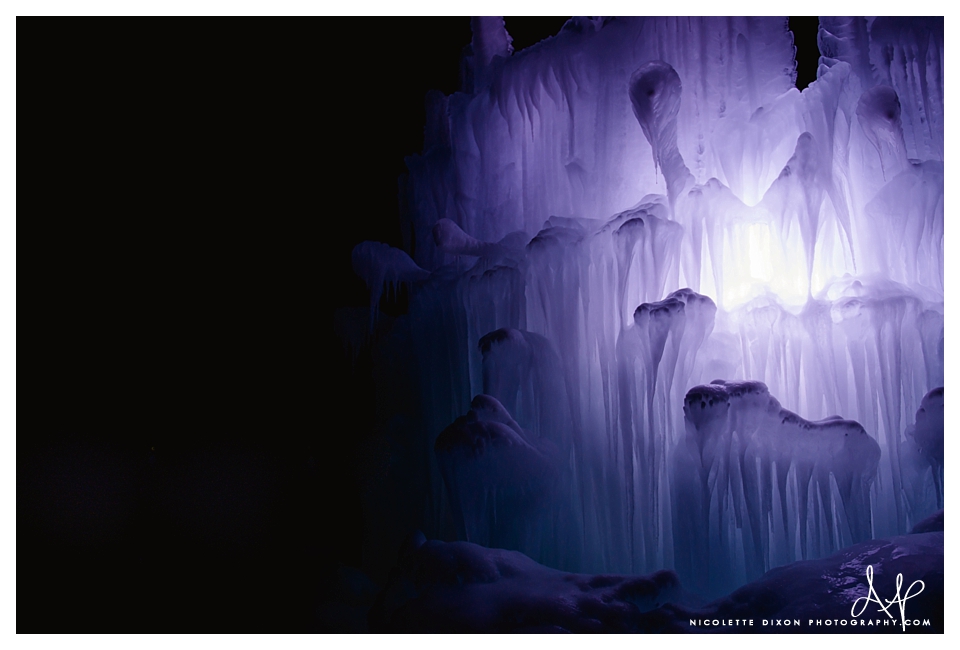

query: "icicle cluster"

left=350, top=16, right=944, bottom=596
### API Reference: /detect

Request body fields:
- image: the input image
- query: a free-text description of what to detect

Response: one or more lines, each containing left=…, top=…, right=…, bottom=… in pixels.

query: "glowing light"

left=717, top=221, right=804, bottom=310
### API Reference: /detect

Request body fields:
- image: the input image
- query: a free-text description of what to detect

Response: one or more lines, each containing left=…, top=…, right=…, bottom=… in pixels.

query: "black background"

left=18, top=17, right=820, bottom=631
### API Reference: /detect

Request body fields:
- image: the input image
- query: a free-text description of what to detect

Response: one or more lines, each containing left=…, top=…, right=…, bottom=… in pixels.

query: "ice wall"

left=675, top=380, right=880, bottom=593
left=402, top=17, right=799, bottom=269
left=351, top=16, right=944, bottom=597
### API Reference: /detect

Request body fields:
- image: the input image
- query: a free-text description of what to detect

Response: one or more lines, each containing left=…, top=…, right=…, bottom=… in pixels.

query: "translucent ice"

left=674, top=380, right=880, bottom=593
left=350, top=16, right=944, bottom=598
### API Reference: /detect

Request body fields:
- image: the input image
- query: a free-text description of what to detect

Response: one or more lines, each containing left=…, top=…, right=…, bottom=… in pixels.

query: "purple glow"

left=351, top=17, right=943, bottom=601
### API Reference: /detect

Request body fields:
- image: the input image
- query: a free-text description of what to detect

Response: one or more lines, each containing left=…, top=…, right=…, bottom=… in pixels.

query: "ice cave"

left=345, top=16, right=944, bottom=631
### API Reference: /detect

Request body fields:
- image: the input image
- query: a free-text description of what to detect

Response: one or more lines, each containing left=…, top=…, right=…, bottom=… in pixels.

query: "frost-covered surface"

left=370, top=531, right=943, bottom=633
left=685, top=530, right=944, bottom=633
left=349, top=16, right=944, bottom=598
left=910, top=509, right=943, bottom=535
left=370, top=534, right=688, bottom=633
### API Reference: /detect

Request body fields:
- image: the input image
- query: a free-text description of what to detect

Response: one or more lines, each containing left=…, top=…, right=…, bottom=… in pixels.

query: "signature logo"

left=851, top=565, right=925, bottom=632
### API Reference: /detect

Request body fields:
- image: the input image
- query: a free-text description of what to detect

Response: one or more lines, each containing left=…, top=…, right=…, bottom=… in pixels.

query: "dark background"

left=19, top=17, right=820, bottom=631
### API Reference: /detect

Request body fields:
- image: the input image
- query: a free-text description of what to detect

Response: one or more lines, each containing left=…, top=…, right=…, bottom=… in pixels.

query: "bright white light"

left=719, top=221, right=809, bottom=310
left=716, top=203, right=857, bottom=312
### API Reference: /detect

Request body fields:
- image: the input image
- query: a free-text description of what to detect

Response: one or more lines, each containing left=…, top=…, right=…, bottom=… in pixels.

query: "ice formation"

left=434, top=394, right=564, bottom=558
left=370, top=533, right=686, bottom=633
left=675, top=380, right=880, bottom=592
left=370, top=527, right=943, bottom=632
left=350, top=17, right=944, bottom=598
left=901, top=388, right=944, bottom=519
